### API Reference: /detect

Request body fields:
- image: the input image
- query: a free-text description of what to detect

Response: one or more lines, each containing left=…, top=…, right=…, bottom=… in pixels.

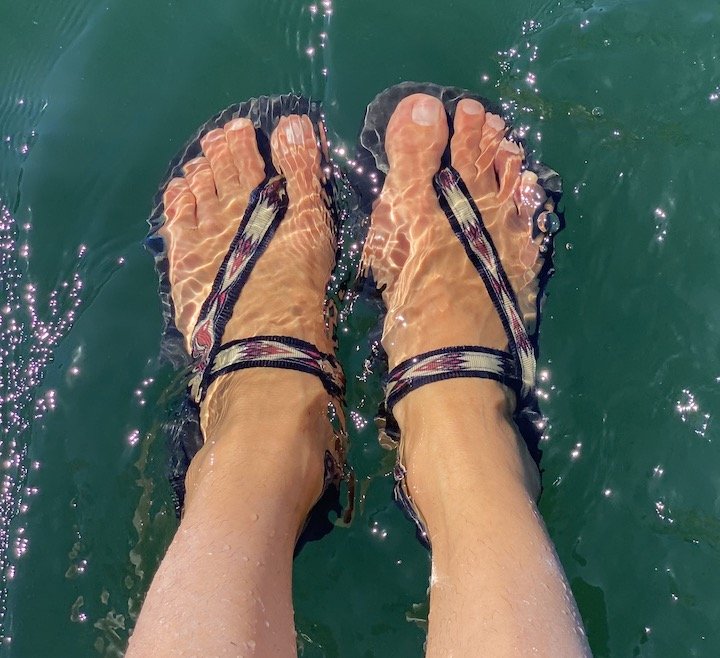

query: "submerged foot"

left=161, top=115, right=335, bottom=354
left=362, top=93, right=554, bottom=490
left=363, top=93, right=553, bottom=381
left=159, top=113, right=338, bottom=449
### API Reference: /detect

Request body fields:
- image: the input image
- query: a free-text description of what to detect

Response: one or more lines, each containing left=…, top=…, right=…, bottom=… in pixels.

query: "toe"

left=224, top=118, right=266, bottom=199
left=163, top=177, right=196, bottom=229
left=513, top=170, right=548, bottom=266
left=200, top=128, right=241, bottom=206
left=515, top=171, right=547, bottom=232
left=183, top=156, right=219, bottom=226
left=450, top=98, right=486, bottom=183
left=270, top=115, right=321, bottom=179
left=451, top=103, right=504, bottom=200
left=493, top=139, right=523, bottom=204
left=475, top=112, right=506, bottom=177
left=385, top=94, right=448, bottom=177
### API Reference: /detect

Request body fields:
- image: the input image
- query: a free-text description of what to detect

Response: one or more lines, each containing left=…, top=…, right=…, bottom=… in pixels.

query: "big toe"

left=385, top=94, right=448, bottom=177
left=271, top=114, right=322, bottom=181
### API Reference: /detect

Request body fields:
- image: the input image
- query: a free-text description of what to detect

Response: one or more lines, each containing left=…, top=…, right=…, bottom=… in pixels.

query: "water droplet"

left=537, top=212, right=560, bottom=234
left=591, top=107, right=604, bottom=118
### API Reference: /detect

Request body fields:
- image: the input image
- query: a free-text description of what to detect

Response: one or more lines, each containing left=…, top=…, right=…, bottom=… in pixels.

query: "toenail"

left=285, top=124, right=298, bottom=145
left=486, top=113, right=505, bottom=130
left=460, top=99, right=484, bottom=115
left=226, top=118, right=252, bottom=132
left=411, top=96, right=443, bottom=126
left=500, top=139, right=519, bottom=153
left=284, top=118, right=304, bottom=145
left=202, top=130, right=224, bottom=143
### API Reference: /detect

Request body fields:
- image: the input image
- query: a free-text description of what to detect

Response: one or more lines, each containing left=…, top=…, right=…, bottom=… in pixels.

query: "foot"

left=362, top=94, right=553, bottom=489
left=130, top=115, right=341, bottom=658
left=159, top=114, right=337, bottom=439
left=361, top=95, right=589, bottom=655
left=363, top=93, right=552, bottom=388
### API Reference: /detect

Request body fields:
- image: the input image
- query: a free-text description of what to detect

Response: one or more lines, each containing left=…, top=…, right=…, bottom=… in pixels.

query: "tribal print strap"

left=205, top=336, right=345, bottom=402
left=383, top=166, right=538, bottom=414
left=188, top=176, right=288, bottom=402
left=384, top=166, right=541, bottom=549
left=434, top=166, right=536, bottom=399
left=385, top=346, right=517, bottom=413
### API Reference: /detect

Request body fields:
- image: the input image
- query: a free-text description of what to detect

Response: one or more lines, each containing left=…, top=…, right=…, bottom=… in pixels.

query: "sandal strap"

left=188, top=176, right=288, bottom=400
left=189, top=335, right=345, bottom=404
left=382, top=166, right=538, bottom=550
left=385, top=346, right=518, bottom=413
left=434, top=166, right=536, bottom=399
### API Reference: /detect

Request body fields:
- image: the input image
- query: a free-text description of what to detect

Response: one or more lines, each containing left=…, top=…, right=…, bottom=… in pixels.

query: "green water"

left=1, top=0, right=719, bottom=655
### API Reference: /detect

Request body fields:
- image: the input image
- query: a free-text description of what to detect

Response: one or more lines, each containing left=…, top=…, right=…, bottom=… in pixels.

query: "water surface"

left=1, top=0, right=719, bottom=655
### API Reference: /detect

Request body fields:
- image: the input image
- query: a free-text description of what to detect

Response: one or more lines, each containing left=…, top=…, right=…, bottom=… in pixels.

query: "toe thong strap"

left=188, top=175, right=289, bottom=402
left=182, top=172, right=345, bottom=405
left=434, top=166, right=536, bottom=399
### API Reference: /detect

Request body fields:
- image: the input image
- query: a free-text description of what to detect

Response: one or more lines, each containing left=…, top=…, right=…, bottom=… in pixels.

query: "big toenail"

left=460, top=99, right=484, bottom=115
left=285, top=119, right=304, bottom=145
left=226, top=118, right=252, bottom=132
left=411, top=97, right=442, bottom=126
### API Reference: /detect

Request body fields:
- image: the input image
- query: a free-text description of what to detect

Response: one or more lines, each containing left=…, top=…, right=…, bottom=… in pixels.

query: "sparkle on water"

left=0, top=203, right=82, bottom=639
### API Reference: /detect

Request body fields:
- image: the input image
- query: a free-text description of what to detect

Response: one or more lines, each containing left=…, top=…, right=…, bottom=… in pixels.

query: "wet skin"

left=130, top=96, right=588, bottom=658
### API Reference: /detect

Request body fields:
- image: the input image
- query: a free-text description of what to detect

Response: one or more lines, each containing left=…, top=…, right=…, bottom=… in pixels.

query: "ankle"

left=393, top=379, right=539, bottom=517
left=185, top=369, right=336, bottom=522
left=201, top=368, right=331, bottom=440
left=393, top=377, right=516, bottom=436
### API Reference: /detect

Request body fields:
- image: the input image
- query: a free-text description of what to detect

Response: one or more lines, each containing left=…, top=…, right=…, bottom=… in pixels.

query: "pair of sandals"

left=146, top=82, right=562, bottom=548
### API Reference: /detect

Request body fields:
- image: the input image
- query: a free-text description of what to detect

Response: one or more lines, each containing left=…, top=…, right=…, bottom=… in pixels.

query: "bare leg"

left=363, top=94, right=591, bottom=657
left=128, top=115, right=338, bottom=657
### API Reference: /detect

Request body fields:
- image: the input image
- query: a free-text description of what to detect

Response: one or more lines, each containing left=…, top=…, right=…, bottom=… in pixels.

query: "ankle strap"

left=385, top=346, right=518, bottom=413
left=189, top=335, right=345, bottom=404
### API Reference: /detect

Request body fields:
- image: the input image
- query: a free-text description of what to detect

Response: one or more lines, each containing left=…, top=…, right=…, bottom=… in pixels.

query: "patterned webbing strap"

left=186, top=175, right=343, bottom=404
left=384, top=166, right=536, bottom=413
left=385, top=346, right=516, bottom=412
left=207, top=336, right=345, bottom=401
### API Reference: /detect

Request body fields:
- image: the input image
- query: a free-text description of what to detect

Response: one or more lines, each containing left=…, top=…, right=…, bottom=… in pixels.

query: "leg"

left=364, top=94, right=590, bottom=656
left=128, top=115, right=338, bottom=657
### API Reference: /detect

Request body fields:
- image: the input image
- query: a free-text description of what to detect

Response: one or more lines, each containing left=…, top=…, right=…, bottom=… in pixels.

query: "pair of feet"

left=160, top=92, right=552, bottom=499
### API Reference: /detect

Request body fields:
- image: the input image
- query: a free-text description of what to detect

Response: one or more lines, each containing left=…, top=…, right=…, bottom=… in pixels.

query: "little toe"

left=163, top=177, right=196, bottom=229
left=514, top=171, right=549, bottom=236
left=183, top=156, right=220, bottom=226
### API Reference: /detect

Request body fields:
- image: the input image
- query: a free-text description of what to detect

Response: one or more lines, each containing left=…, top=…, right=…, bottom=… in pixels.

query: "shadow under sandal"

left=358, top=82, right=563, bottom=548
left=146, top=95, right=351, bottom=537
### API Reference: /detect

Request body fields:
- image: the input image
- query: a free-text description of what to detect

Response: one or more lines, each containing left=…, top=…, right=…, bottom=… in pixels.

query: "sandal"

left=145, top=94, right=352, bottom=534
left=357, top=82, right=563, bottom=547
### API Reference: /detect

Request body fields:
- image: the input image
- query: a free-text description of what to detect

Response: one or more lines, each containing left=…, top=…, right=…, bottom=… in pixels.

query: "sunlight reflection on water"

left=0, top=203, right=82, bottom=640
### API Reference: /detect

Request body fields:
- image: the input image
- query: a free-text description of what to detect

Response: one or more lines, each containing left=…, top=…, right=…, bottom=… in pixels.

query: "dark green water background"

left=1, top=0, right=719, bottom=655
